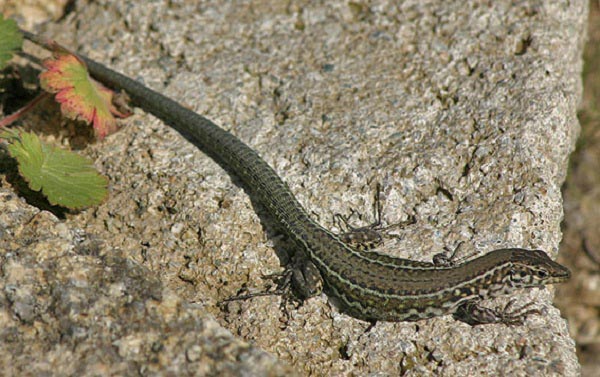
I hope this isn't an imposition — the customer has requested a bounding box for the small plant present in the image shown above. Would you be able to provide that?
[0,15,122,209]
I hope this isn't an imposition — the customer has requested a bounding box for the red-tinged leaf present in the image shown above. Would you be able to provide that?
[39,53,130,139]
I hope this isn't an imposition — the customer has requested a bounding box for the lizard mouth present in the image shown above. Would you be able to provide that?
[549,266,571,284]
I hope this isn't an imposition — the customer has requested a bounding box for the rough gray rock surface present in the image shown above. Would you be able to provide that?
[0,191,292,376]
[2,0,585,375]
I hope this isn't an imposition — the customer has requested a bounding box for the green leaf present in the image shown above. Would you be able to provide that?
[0,15,23,68]
[2,130,108,209]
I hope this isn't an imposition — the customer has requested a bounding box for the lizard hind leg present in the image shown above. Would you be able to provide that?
[218,258,324,323]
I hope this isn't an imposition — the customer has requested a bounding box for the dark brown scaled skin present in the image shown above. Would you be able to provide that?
[50,48,570,325]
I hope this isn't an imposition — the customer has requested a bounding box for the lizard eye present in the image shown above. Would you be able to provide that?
[536,269,549,279]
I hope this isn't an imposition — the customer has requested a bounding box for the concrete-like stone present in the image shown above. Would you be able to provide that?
[2,0,585,375]
[0,190,291,376]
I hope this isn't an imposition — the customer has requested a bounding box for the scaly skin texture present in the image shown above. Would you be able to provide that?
[75,53,569,324]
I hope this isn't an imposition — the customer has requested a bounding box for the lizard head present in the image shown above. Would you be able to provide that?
[504,249,571,288]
